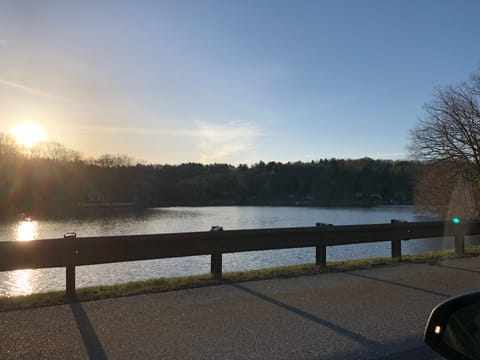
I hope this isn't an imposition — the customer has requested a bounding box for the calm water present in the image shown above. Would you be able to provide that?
[0,205,463,297]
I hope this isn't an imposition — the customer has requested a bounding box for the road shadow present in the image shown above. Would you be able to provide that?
[346,272,451,298]
[233,283,442,359]
[231,283,379,348]
[70,302,108,360]
[429,263,480,275]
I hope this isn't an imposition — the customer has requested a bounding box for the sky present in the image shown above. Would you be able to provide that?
[1,0,480,165]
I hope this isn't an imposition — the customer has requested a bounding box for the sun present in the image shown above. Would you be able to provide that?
[11,123,46,148]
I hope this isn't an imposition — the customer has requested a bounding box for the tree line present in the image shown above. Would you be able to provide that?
[0,133,419,219]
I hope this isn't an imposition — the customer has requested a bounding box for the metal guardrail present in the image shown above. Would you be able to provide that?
[1,220,479,299]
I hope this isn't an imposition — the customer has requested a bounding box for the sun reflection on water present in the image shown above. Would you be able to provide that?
[7,269,34,296]
[15,219,39,241]
[6,219,40,296]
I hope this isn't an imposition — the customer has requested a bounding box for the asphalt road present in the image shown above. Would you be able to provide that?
[1,257,480,359]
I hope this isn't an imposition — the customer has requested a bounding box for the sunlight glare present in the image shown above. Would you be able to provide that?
[7,269,34,296]
[11,123,46,148]
[16,219,39,241]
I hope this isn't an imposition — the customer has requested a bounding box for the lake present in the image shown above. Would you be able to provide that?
[0,205,465,297]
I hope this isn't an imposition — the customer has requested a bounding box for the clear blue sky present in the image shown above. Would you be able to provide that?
[1,0,479,164]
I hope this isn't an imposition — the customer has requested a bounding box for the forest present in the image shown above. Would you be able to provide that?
[0,132,420,218]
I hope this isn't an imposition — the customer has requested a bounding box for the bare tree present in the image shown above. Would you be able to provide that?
[410,70,480,216]
[0,132,20,158]
[414,161,479,218]
[94,154,134,168]
[31,141,83,162]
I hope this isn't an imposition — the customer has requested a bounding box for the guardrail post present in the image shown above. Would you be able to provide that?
[211,253,222,280]
[315,223,331,268]
[391,240,401,259]
[455,225,465,256]
[66,265,76,299]
[390,220,406,259]
[210,226,223,279]
[64,232,77,300]
[316,245,326,267]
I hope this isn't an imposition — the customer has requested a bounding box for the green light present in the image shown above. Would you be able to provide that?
[453,218,461,224]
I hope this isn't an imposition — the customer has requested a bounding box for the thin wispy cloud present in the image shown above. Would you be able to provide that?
[196,121,262,163]
[65,122,264,139]
[64,125,199,136]
[62,122,264,164]
[0,79,77,105]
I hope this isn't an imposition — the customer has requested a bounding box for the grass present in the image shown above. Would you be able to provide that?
[2,246,480,312]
